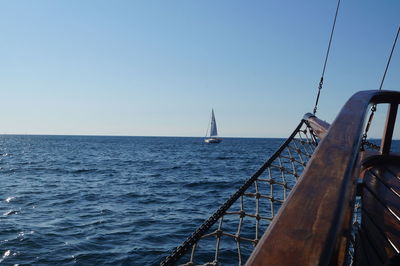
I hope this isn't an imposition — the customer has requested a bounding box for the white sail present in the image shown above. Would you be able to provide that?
[205,109,222,143]
[210,109,218,137]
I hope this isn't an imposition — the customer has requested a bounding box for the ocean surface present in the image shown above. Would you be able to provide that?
[0,135,286,265]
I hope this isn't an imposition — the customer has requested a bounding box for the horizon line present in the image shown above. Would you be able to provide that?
[0,133,288,139]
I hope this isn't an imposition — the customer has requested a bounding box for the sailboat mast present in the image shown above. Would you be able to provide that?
[205,116,210,137]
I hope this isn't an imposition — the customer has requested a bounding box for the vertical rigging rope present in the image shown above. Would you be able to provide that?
[362,26,400,147]
[378,26,400,91]
[312,0,341,115]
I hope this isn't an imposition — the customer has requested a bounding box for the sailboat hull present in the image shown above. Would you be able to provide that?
[205,138,222,143]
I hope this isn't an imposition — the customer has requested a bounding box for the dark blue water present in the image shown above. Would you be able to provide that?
[0,135,284,265]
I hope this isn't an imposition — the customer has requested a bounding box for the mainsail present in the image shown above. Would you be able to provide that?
[205,109,221,143]
[210,109,218,137]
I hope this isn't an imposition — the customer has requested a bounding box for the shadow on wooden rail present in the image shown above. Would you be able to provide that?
[247,90,400,266]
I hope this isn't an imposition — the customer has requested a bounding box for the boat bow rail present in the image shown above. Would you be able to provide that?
[247,90,400,265]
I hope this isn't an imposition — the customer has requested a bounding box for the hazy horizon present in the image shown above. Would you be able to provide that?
[0,133,289,139]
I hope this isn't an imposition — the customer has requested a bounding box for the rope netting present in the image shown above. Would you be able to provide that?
[161,119,318,265]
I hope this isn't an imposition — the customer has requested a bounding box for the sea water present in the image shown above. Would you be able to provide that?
[0,135,285,265]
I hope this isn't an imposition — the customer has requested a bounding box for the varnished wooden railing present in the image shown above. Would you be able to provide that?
[247,90,400,266]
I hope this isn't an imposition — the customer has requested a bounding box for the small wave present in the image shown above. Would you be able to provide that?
[184,181,217,188]
[123,192,143,198]
[5,196,15,203]
[18,230,35,239]
[0,250,11,263]
[72,169,97,174]
[157,165,182,171]
[216,156,234,160]
[3,210,18,216]
[100,209,114,215]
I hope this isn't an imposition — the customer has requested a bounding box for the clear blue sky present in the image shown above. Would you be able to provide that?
[0,0,399,137]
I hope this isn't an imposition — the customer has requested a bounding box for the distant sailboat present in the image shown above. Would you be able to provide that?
[205,109,222,143]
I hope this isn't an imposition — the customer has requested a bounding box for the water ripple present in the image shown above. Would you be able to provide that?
[0,135,329,264]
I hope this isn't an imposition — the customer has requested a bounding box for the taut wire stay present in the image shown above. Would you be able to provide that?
[312,0,341,115]
[379,26,400,91]
[362,25,400,147]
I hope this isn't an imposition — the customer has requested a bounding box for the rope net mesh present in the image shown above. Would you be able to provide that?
[161,119,318,265]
